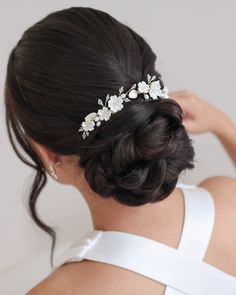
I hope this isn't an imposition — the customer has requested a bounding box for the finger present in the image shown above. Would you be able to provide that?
[171,96,192,111]
[171,94,195,111]
[182,118,197,134]
[170,90,196,102]
[170,90,191,98]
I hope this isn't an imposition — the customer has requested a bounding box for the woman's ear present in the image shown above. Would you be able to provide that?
[27,137,59,166]
[26,137,80,185]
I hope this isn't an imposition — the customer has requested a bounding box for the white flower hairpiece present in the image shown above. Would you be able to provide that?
[78,74,170,139]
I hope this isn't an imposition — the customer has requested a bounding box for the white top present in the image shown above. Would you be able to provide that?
[51,183,236,294]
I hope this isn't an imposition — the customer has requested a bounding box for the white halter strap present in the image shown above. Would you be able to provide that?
[164,184,216,294]
[78,231,236,294]
[53,185,236,294]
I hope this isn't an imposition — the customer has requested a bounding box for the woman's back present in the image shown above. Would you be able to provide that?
[30,181,236,294]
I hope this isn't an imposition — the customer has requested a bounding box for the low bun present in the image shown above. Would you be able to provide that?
[79,98,195,206]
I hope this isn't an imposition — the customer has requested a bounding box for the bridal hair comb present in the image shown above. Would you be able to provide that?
[78,74,170,139]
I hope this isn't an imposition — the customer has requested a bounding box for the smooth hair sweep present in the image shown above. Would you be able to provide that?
[4,7,195,266]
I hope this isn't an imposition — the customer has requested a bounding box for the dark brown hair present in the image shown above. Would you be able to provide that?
[4,7,194,267]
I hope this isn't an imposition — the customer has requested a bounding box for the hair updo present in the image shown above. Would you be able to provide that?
[4,6,194,266]
[80,98,194,206]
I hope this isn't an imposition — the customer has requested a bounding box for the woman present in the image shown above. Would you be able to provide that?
[4,6,236,294]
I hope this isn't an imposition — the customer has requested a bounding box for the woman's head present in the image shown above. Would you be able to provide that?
[4,7,194,265]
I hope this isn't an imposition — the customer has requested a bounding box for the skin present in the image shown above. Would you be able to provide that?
[26,91,236,294]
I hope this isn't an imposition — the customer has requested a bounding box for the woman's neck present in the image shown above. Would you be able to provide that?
[74,172,184,240]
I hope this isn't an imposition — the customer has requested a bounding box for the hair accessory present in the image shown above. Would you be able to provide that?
[78,74,170,139]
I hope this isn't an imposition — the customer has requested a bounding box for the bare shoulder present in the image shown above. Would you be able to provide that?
[199,175,236,196]
[199,175,236,216]
[199,175,236,276]
[26,258,164,295]
[26,264,74,295]
[26,260,112,295]
[199,175,236,230]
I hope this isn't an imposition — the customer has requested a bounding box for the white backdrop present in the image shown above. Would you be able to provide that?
[0,1,235,294]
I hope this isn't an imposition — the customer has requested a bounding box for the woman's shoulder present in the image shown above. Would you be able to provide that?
[26,259,154,295]
[199,175,236,225]
[199,175,236,196]
[26,262,92,295]
[26,264,73,295]
[198,175,236,277]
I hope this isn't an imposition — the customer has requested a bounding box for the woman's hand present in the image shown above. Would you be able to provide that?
[170,90,227,135]
[170,90,236,166]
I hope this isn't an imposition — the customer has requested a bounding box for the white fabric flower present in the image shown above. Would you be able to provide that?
[84,112,97,122]
[161,86,170,98]
[128,89,138,99]
[149,80,163,99]
[81,120,95,132]
[97,106,112,121]
[108,95,124,113]
[138,81,150,93]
